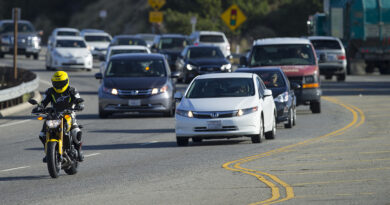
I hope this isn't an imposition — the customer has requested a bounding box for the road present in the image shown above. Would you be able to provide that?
[0,55,389,205]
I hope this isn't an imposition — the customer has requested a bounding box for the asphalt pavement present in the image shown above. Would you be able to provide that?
[0,55,389,205]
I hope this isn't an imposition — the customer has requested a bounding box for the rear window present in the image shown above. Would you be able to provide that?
[111,38,147,46]
[84,35,111,42]
[57,31,79,36]
[158,37,187,49]
[199,35,225,43]
[311,40,341,50]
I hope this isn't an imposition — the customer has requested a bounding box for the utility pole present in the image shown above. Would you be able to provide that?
[13,8,19,80]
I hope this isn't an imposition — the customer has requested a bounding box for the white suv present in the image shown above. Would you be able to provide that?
[189,31,231,57]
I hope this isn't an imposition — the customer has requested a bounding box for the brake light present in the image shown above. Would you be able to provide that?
[337,55,346,60]
[194,42,199,46]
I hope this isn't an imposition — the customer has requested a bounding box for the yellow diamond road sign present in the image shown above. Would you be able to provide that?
[221,4,246,31]
[149,11,163,23]
[148,0,166,10]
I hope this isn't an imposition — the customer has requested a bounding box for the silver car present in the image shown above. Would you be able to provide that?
[189,31,231,57]
[95,53,178,118]
[308,36,347,82]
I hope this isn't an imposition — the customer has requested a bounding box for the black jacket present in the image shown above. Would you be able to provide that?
[40,87,81,112]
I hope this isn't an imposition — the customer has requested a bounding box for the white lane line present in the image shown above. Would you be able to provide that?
[141,141,158,146]
[85,153,101,157]
[1,166,30,172]
[0,119,32,128]
[40,80,52,86]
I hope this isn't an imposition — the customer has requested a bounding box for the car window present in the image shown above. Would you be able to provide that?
[0,22,35,33]
[256,77,264,98]
[187,47,224,59]
[55,40,86,48]
[109,49,147,58]
[311,40,341,50]
[186,78,255,98]
[84,35,111,42]
[111,38,147,46]
[250,44,316,66]
[57,31,79,36]
[158,37,187,49]
[199,35,225,43]
[256,71,286,88]
[105,59,166,77]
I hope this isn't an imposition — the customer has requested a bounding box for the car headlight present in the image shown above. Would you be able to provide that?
[1,36,11,44]
[303,74,319,88]
[236,106,258,116]
[186,64,197,71]
[221,63,232,71]
[274,91,289,103]
[103,87,118,95]
[151,85,168,95]
[46,120,61,128]
[176,109,194,118]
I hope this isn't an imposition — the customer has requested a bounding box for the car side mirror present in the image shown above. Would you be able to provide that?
[174,92,183,101]
[291,82,301,90]
[171,72,180,78]
[28,99,38,105]
[95,73,103,79]
[227,55,233,60]
[239,56,247,66]
[263,89,272,97]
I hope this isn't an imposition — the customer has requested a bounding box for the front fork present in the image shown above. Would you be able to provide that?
[44,118,64,156]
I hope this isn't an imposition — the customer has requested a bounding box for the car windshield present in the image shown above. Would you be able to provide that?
[311,40,342,50]
[105,59,166,77]
[109,49,147,58]
[199,35,224,43]
[187,47,224,59]
[84,35,111,42]
[250,44,316,66]
[186,78,255,98]
[111,38,147,46]
[0,22,35,33]
[158,37,187,49]
[255,71,286,88]
[55,40,86,48]
[57,31,79,36]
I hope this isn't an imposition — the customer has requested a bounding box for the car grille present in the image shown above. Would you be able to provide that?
[288,76,303,87]
[193,110,237,119]
[194,126,238,132]
[118,89,152,99]
[199,66,221,72]
[62,63,84,66]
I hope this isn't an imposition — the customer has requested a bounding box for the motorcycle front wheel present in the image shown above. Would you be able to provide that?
[47,141,61,178]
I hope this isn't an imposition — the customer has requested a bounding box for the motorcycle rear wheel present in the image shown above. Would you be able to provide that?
[47,141,61,178]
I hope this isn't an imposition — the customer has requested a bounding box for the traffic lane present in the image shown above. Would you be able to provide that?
[239,95,390,204]
[0,96,351,205]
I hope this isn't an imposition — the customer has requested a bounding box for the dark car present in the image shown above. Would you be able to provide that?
[95,54,179,118]
[175,45,232,83]
[0,20,41,59]
[151,34,189,72]
[110,35,147,47]
[236,67,299,128]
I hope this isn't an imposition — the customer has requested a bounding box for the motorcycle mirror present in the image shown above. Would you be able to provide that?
[28,99,38,105]
[75,98,84,104]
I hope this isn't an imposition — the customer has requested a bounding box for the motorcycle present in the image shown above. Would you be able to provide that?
[29,98,83,178]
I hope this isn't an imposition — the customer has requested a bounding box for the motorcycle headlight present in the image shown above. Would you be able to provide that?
[236,106,258,116]
[46,120,61,128]
[176,109,193,118]
[274,91,289,103]
[186,64,197,71]
[221,63,232,71]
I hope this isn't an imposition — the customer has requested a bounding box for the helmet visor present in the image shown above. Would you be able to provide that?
[52,79,68,89]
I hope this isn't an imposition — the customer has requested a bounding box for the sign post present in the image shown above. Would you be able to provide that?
[220,4,246,31]
[190,16,197,33]
[13,8,20,80]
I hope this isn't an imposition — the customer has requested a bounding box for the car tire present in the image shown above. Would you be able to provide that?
[337,73,346,82]
[325,75,332,80]
[33,53,39,60]
[192,137,202,143]
[292,107,297,126]
[251,116,264,143]
[176,137,189,146]
[98,108,110,118]
[265,115,276,139]
[46,66,52,70]
[86,68,92,72]
[310,100,321,114]
[183,70,191,84]
[0,53,4,58]
[284,108,293,128]
[25,54,31,58]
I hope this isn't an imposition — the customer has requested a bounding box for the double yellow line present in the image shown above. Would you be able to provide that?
[222,96,365,205]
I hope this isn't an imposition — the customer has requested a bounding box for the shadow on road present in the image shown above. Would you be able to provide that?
[0,175,48,181]
[89,128,175,134]
[322,81,390,96]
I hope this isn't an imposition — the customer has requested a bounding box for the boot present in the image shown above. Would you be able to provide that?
[39,133,47,163]
[75,143,84,162]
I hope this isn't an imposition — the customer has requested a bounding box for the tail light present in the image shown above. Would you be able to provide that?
[337,55,346,60]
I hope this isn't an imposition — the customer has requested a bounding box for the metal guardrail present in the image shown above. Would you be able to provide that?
[0,75,39,102]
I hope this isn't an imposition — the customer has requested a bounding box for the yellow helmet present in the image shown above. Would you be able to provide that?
[51,71,69,93]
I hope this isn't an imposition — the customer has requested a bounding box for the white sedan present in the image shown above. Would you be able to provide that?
[45,36,93,71]
[175,72,276,146]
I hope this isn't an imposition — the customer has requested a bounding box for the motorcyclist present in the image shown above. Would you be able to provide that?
[33,71,84,163]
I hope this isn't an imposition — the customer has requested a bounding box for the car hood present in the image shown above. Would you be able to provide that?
[179,97,257,111]
[255,65,318,77]
[103,77,167,90]
[187,58,229,66]
[55,48,90,57]
[87,42,110,49]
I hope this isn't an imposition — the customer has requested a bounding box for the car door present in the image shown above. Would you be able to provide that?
[257,77,274,131]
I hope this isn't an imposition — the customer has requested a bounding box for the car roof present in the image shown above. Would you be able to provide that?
[307,36,341,41]
[55,36,85,41]
[195,72,254,80]
[236,67,284,72]
[159,34,187,38]
[113,35,141,38]
[109,45,149,50]
[83,32,111,36]
[110,53,164,60]
[196,31,226,36]
[54,28,79,32]
[254,37,311,46]
[187,45,220,49]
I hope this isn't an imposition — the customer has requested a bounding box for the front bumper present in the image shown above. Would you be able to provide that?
[275,102,289,123]
[294,88,321,106]
[175,111,260,137]
[319,62,346,75]
[51,55,93,70]
[1,44,41,54]
[99,90,173,113]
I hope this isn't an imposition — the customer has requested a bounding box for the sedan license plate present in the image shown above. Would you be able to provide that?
[327,55,336,61]
[128,100,141,106]
[207,120,222,130]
